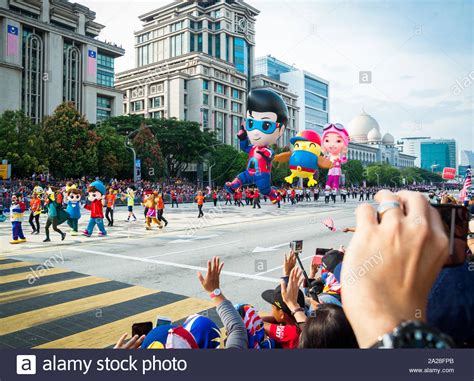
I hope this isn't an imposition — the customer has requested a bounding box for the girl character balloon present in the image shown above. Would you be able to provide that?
[322,123,350,191]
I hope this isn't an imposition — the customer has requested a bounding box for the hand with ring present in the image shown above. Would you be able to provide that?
[341,190,449,348]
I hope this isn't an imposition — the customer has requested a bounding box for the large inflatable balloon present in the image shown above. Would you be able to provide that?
[274,130,332,186]
[321,123,349,190]
[224,88,288,203]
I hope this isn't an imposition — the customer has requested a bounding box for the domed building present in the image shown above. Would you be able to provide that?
[345,111,416,168]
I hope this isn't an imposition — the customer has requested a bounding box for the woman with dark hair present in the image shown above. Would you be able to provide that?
[298,304,358,348]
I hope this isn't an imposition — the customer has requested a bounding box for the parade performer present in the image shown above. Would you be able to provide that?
[82,180,107,237]
[43,186,68,242]
[122,186,137,222]
[321,123,350,191]
[196,191,205,218]
[156,191,168,227]
[224,89,288,204]
[28,192,42,234]
[66,188,82,236]
[10,193,26,244]
[105,188,117,226]
[144,192,162,230]
[274,130,332,186]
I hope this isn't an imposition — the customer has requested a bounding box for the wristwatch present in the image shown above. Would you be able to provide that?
[210,288,222,299]
[370,320,455,349]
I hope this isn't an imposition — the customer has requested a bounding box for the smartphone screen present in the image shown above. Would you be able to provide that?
[156,316,172,327]
[132,322,153,337]
[432,204,469,266]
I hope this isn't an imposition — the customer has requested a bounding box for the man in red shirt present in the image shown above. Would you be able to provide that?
[252,188,261,209]
[261,284,306,349]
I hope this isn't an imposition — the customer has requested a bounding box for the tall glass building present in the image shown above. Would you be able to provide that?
[254,55,329,134]
[420,139,457,172]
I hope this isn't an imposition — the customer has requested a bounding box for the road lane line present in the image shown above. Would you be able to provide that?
[144,240,240,259]
[67,247,280,283]
[256,255,314,276]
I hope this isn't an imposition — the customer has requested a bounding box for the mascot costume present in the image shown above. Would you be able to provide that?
[321,123,349,190]
[274,130,332,186]
[82,180,107,237]
[224,88,288,203]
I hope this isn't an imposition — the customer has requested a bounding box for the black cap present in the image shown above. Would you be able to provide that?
[261,284,305,316]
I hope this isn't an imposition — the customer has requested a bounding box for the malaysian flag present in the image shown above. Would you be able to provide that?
[87,50,97,76]
[459,166,472,201]
[7,25,19,57]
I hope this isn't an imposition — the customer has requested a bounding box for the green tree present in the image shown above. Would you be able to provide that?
[132,125,164,181]
[365,163,402,186]
[95,125,131,179]
[0,110,48,177]
[208,144,247,186]
[42,102,99,178]
[148,118,216,178]
[344,160,365,186]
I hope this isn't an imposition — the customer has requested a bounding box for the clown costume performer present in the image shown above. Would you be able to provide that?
[321,123,350,191]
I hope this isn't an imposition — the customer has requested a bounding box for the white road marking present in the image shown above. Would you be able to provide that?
[168,234,219,244]
[145,240,239,259]
[67,247,280,283]
[256,254,314,276]
[252,242,289,253]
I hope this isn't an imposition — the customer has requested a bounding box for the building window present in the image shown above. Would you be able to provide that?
[231,101,241,113]
[215,97,226,110]
[170,21,184,32]
[215,83,225,95]
[208,34,213,55]
[151,111,164,119]
[63,41,81,112]
[203,93,209,105]
[170,33,183,57]
[305,92,327,110]
[138,44,150,66]
[190,33,195,52]
[131,100,144,111]
[233,37,248,76]
[184,94,188,105]
[304,76,328,97]
[203,79,209,90]
[202,108,209,129]
[231,88,240,99]
[215,34,221,58]
[215,111,224,142]
[97,96,112,122]
[97,71,114,87]
[184,109,187,121]
[198,33,203,51]
[97,54,114,69]
[150,96,162,108]
[21,28,44,124]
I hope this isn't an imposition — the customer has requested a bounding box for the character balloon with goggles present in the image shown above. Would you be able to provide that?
[224,89,287,204]
[321,123,350,191]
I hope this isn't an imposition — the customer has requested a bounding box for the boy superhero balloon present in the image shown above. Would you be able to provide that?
[321,123,350,190]
[224,89,288,203]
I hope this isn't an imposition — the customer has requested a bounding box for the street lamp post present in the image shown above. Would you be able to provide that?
[208,161,215,188]
[123,124,152,184]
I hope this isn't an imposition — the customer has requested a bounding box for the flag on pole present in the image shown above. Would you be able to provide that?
[459,166,471,201]
[87,50,97,76]
[7,25,19,57]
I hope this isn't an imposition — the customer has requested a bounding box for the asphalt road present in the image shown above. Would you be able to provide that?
[3,197,368,312]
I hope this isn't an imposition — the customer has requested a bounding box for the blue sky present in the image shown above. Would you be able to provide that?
[82,0,473,152]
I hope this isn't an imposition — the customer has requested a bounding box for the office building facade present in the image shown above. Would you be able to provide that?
[254,55,329,134]
[116,0,259,146]
[421,139,457,173]
[0,0,125,124]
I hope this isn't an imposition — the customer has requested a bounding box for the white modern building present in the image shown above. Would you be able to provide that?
[116,0,259,147]
[399,136,431,167]
[251,74,299,147]
[346,111,416,168]
[0,0,125,124]
[254,55,329,135]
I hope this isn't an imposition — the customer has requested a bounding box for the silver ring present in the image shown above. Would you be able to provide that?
[377,201,401,218]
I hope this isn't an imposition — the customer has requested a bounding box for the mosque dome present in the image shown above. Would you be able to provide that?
[382,132,395,145]
[367,127,382,143]
[347,111,380,144]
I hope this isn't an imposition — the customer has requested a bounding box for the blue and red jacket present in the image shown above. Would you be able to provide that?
[240,139,273,175]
